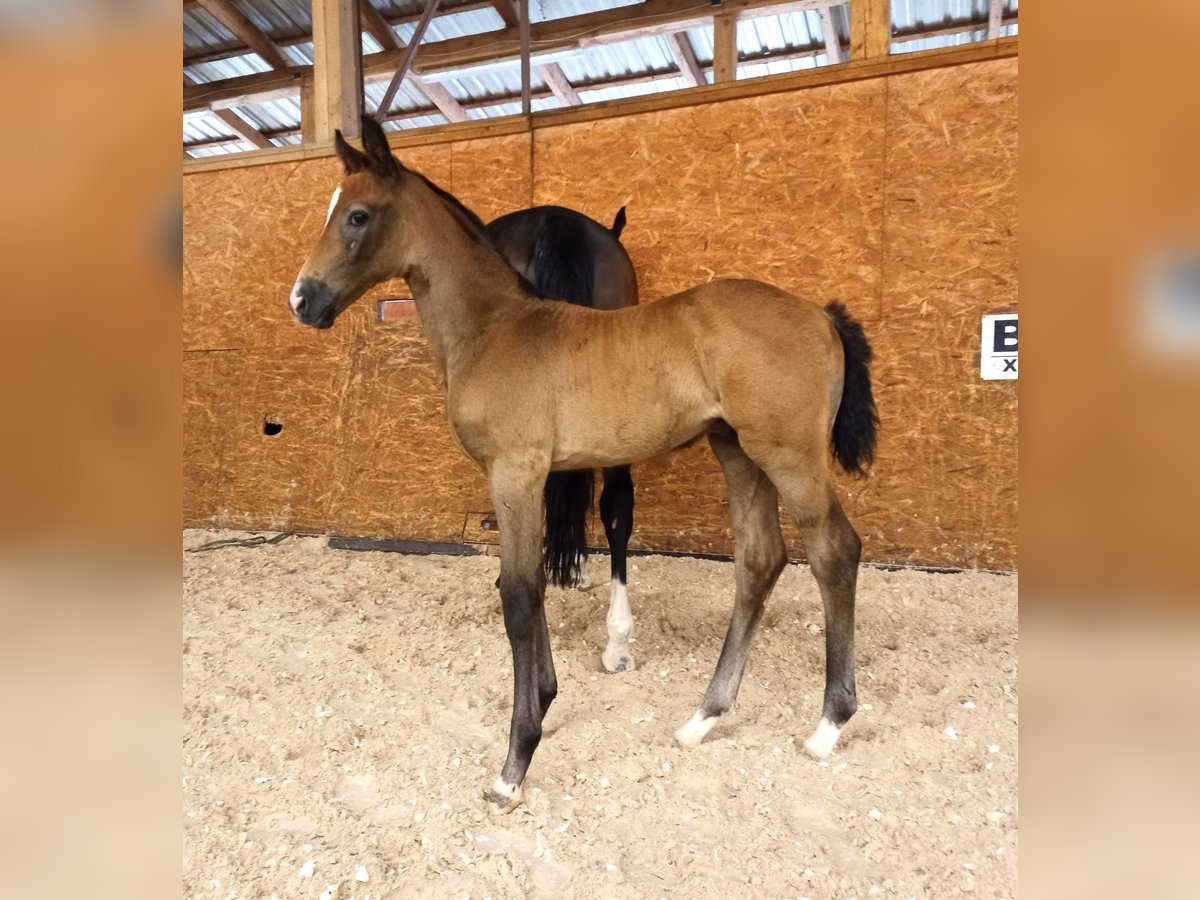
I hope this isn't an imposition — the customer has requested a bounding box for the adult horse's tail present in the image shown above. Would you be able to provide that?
[825,302,879,477]
[531,212,599,587]
[544,470,595,588]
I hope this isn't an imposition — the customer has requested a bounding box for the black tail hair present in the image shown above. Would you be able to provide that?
[610,206,627,238]
[531,217,595,306]
[825,302,879,477]
[544,470,595,588]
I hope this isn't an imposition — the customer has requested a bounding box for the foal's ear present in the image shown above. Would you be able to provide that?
[334,130,371,175]
[359,115,403,178]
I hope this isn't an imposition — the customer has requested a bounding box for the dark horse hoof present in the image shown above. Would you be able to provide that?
[483,779,523,814]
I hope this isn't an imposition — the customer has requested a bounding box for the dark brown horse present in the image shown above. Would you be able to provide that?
[289,117,879,813]
[486,206,641,674]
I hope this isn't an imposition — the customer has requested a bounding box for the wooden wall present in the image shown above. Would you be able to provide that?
[183,57,1017,570]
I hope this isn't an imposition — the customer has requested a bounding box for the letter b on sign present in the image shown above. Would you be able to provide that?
[981,314,1018,380]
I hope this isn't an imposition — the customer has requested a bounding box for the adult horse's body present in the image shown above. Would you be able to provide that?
[485,206,641,673]
[289,118,879,814]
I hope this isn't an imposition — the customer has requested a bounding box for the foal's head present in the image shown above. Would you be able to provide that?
[289,116,423,329]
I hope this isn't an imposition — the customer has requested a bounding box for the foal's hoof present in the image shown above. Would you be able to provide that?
[572,572,595,591]
[602,648,635,673]
[802,718,842,760]
[483,778,523,815]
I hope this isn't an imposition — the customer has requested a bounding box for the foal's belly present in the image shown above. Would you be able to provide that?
[550,399,721,470]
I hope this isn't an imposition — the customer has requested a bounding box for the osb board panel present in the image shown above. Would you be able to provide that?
[183,350,245,526]
[448,132,533,223]
[326,321,491,542]
[217,320,367,533]
[855,58,1018,569]
[532,78,888,320]
[183,147,450,352]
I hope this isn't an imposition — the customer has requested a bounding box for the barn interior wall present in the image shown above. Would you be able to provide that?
[183,57,1017,570]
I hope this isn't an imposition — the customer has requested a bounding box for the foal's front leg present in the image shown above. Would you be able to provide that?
[483,458,553,814]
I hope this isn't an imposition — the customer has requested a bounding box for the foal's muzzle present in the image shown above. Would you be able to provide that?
[289,277,337,329]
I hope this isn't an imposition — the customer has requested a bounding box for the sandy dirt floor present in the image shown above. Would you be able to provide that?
[183,530,1017,899]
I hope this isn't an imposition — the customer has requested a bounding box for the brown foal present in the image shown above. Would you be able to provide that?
[289,117,879,814]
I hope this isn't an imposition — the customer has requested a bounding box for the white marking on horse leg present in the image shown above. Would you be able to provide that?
[324,186,342,226]
[601,578,635,673]
[675,709,717,748]
[487,777,523,813]
[803,717,842,759]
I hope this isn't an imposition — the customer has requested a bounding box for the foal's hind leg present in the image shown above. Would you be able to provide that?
[483,458,553,814]
[600,465,635,672]
[773,473,861,759]
[676,433,786,747]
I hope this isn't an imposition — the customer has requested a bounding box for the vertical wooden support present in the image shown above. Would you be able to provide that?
[300,75,317,144]
[311,0,363,142]
[519,0,531,116]
[713,13,737,83]
[850,0,891,62]
[986,0,1003,40]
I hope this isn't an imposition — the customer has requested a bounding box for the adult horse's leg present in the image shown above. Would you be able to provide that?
[599,465,635,672]
[676,432,787,746]
[772,469,861,759]
[484,458,553,814]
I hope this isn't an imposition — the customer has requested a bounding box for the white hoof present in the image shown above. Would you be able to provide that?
[602,645,635,673]
[675,710,716,748]
[803,718,842,759]
[485,778,523,814]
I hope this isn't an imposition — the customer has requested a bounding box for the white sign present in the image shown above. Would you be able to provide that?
[981,314,1018,380]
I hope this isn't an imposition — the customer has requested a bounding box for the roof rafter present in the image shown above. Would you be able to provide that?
[537,62,581,106]
[211,107,275,149]
[664,31,703,87]
[193,0,290,70]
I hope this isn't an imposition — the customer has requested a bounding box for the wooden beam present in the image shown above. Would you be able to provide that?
[194,0,290,70]
[185,36,1018,168]
[359,0,401,51]
[987,0,1003,40]
[211,107,274,149]
[664,31,703,87]
[713,13,738,84]
[185,0,495,67]
[311,0,363,141]
[487,0,518,28]
[376,0,439,119]
[536,62,580,106]
[850,0,890,61]
[413,77,469,122]
[299,74,316,144]
[518,0,531,116]
[818,4,841,64]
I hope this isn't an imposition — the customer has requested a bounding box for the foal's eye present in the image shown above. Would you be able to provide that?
[348,210,369,227]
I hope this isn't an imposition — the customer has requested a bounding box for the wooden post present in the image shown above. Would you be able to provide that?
[300,75,317,144]
[311,0,363,142]
[713,12,737,83]
[850,0,890,61]
[519,0,531,116]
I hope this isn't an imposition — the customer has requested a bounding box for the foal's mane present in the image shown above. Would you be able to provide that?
[409,170,489,245]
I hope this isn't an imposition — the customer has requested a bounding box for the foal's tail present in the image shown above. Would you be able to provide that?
[825,302,879,477]
[543,470,595,588]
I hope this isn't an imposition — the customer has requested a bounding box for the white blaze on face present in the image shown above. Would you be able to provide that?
[324,187,342,227]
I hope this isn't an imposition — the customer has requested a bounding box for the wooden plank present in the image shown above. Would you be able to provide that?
[713,13,738,84]
[359,0,401,51]
[537,62,580,107]
[414,77,469,122]
[818,4,842,64]
[850,0,890,61]
[212,107,274,149]
[664,31,703,87]
[194,0,290,70]
[311,0,364,140]
[328,536,483,556]
[375,0,440,119]
[184,37,1017,172]
[987,0,1003,40]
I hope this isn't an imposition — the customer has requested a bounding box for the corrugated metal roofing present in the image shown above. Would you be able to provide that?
[184,0,1017,156]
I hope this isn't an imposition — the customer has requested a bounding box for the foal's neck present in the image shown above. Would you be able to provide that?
[393,177,529,377]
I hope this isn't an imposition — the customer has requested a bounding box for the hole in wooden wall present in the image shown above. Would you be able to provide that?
[263,420,283,436]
